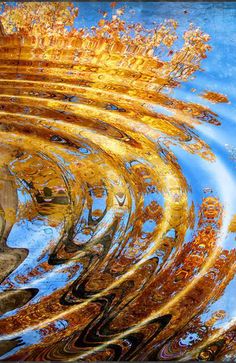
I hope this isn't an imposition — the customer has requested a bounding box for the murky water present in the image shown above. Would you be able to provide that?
[0,2,236,361]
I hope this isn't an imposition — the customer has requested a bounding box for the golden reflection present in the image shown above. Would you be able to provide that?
[0,2,234,362]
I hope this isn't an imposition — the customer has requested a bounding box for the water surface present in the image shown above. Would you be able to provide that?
[0,2,236,361]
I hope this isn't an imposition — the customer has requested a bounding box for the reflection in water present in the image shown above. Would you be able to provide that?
[0,2,235,361]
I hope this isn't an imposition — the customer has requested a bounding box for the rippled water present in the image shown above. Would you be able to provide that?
[0,2,236,361]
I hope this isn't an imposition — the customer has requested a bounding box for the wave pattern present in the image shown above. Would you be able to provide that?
[0,2,235,361]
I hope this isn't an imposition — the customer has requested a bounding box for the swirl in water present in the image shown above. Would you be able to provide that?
[0,2,235,361]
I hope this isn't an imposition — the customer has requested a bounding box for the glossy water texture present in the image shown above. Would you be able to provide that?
[0,2,236,361]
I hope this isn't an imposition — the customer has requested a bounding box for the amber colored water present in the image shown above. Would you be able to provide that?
[0,2,235,361]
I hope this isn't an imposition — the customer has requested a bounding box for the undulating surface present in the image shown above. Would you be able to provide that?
[0,2,236,361]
